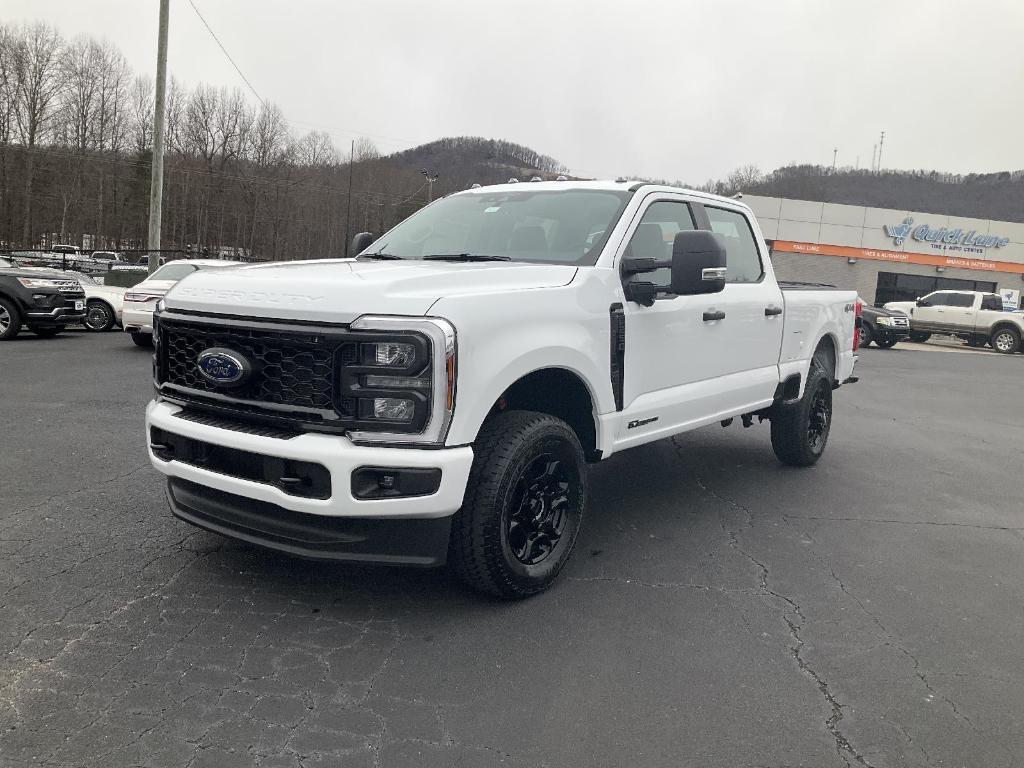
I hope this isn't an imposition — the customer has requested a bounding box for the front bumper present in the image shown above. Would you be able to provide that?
[122,305,154,334]
[146,400,474,560]
[24,293,86,327]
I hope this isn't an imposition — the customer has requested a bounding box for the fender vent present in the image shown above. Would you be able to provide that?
[609,304,625,411]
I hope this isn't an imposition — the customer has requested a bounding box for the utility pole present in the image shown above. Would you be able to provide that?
[421,168,439,203]
[871,144,877,172]
[877,130,886,171]
[344,139,354,256]
[831,147,838,172]
[147,0,169,274]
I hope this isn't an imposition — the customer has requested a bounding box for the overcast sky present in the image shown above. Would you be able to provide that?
[8,0,1024,182]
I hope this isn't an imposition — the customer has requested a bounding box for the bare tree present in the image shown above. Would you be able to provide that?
[296,130,338,166]
[129,74,153,152]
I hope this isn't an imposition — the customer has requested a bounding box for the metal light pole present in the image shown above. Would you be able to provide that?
[877,130,886,171]
[147,0,169,274]
[831,147,838,172]
[344,139,354,256]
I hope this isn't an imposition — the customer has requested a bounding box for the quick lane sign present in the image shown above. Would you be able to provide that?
[885,217,1009,251]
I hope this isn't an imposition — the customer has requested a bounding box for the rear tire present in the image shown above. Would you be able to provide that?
[991,327,1020,354]
[909,331,931,343]
[130,331,152,348]
[449,410,587,599]
[770,360,833,467]
[0,297,21,340]
[858,323,873,348]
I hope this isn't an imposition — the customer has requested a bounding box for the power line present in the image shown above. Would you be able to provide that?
[187,0,266,108]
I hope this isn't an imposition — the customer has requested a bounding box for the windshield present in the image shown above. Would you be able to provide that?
[364,189,632,266]
[150,263,199,281]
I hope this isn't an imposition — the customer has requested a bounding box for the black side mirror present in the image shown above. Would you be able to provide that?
[670,230,727,295]
[915,298,929,307]
[351,232,375,255]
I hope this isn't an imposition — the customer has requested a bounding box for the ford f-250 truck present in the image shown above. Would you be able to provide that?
[145,180,858,598]
[884,290,1024,353]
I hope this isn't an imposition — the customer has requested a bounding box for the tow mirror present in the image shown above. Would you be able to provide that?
[670,230,727,295]
[351,232,375,256]
[915,298,929,307]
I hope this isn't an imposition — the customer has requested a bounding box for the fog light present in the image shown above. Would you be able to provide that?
[373,397,415,422]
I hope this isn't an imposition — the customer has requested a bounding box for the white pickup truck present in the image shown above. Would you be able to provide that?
[884,290,1024,353]
[145,180,858,597]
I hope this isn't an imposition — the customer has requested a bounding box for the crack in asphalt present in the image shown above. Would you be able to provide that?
[784,514,1024,532]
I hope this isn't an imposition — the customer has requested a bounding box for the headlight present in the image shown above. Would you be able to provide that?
[17,277,62,289]
[155,299,166,313]
[344,316,456,445]
[124,292,164,303]
[876,316,893,326]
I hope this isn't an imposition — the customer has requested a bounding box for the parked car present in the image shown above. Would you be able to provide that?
[0,257,86,340]
[857,297,910,348]
[145,180,858,598]
[123,259,242,346]
[884,290,1024,353]
[90,250,123,264]
[8,260,126,331]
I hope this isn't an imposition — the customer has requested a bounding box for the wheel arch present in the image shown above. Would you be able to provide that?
[459,365,603,461]
[811,332,839,384]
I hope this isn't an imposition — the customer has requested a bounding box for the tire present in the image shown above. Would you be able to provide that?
[770,360,833,467]
[83,300,115,332]
[874,336,898,349]
[30,327,61,337]
[991,327,1021,354]
[0,297,22,340]
[130,331,153,348]
[909,332,931,343]
[857,323,873,348]
[449,410,588,599]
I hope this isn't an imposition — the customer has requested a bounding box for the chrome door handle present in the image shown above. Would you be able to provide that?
[703,310,726,322]
[764,306,783,317]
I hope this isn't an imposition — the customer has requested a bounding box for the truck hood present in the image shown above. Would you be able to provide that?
[883,301,915,315]
[163,259,579,323]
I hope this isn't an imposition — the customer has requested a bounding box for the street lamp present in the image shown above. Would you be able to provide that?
[421,169,440,203]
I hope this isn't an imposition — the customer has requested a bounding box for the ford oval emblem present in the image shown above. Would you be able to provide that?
[196,347,252,387]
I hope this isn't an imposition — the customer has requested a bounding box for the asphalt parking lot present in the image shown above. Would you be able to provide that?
[1,332,1022,768]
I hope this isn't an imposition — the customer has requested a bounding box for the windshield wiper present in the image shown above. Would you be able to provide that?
[422,253,512,262]
[358,253,405,260]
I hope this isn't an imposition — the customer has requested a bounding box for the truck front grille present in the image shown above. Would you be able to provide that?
[57,280,81,293]
[158,317,358,420]
[889,316,910,328]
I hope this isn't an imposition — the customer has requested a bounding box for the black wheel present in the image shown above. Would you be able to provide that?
[857,323,873,348]
[83,300,115,332]
[0,297,21,340]
[991,327,1020,354]
[966,337,988,348]
[449,410,587,599]
[909,332,931,343]
[130,331,152,348]
[30,327,61,337]
[874,336,898,349]
[770,360,833,467]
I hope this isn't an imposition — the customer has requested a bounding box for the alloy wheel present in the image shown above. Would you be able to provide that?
[807,383,831,451]
[994,332,1014,352]
[505,455,573,566]
[0,305,10,334]
[84,303,111,330]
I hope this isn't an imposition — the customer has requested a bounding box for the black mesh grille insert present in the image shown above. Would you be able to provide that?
[159,319,358,416]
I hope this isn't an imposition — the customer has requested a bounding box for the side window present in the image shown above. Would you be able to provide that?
[623,201,696,289]
[921,292,947,306]
[704,206,764,283]
[980,294,1002,311]
[946,293,974,308]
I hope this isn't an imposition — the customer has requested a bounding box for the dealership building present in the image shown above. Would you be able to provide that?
[744,195,1024,309]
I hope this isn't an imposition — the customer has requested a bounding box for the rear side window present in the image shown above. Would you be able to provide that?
[945,293,974,307]
[704,206,763,283]
[980,294,1003,311]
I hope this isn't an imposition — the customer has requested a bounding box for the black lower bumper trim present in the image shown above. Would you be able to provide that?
[166,478,451,566]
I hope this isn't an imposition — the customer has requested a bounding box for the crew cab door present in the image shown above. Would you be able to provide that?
[613,195,784,449]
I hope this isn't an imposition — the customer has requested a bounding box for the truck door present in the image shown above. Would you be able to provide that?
[911,292,948,331]
[937,291,977,331]
[614,196,783,449]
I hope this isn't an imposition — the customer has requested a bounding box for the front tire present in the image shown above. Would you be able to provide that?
[130,331,152,348]
[83,300,115,332]
[874,336,898,349]
[770,360,833,467]
[449,410,587,599]
[991,327,1021,354]
[0,297,22,340]
[30,327,61,337]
